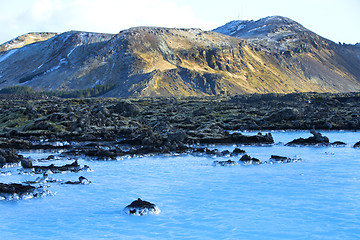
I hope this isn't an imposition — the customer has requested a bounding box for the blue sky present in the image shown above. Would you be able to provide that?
[0,0,359,44]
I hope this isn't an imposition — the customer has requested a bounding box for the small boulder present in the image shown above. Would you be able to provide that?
[124,198,160,216]
[231,148,246,155]
[219,150,231,156]
[239,154,261,165]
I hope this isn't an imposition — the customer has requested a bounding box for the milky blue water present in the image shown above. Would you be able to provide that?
[1,131,360,240]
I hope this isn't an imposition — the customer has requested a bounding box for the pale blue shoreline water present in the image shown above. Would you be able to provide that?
[1,131,360,239]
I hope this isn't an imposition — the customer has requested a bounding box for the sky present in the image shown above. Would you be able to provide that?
[0,0,359,45]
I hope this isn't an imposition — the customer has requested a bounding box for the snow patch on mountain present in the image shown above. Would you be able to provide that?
[67,45,79,58]
[0,49,17,63]
[44,58,67,75]
[213,16,306,40]
[213,20,248,36]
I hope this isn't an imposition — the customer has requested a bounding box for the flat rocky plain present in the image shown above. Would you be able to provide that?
[0,92,359,158]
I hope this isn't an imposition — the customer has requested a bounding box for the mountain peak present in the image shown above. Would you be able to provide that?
[213,15,307,39]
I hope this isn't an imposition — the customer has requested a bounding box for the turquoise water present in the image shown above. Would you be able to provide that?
[1,131,360,239]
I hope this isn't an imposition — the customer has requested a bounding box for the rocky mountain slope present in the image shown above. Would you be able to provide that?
[0,16,359,97]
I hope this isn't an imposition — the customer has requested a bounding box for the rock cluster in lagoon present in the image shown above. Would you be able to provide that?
[124,198,160,216]
[1,154,92,200]
[0,183,51,200]
[239,154,261,165]
[31,160,91,174]
[213,153,302,167]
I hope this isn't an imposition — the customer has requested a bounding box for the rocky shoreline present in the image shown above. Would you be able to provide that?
[1,92,360,200]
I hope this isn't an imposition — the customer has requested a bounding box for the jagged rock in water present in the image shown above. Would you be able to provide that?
[231,132,274,145]
[205,148,219,155]
[0,149,24,168]
[270,155,290,161]
[269,155,302,163]
[63,176,91,185]
[33,160,91,174]
[213,159,238,166]
[231,148,246,155]
[239,154,261,165]
[0,183,51,200]
[269,155,292,163]
[354,141,360,148]
[124,198,160,216]
[219,150,231,157]
[286,130,329,146]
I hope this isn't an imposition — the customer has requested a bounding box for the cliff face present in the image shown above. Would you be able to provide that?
[0,16,360,97]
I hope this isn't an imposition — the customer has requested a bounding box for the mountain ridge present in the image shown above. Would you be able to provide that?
[0,32,59,53]
[0,16,360,97]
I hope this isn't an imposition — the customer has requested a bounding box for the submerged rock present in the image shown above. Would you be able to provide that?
[213,159,238,166]
[286,130,329,146]
[124,198,160,216]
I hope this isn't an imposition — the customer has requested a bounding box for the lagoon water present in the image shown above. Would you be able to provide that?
[1,131,360,239]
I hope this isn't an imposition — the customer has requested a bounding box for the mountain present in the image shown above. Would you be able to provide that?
[0,16,360,97]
